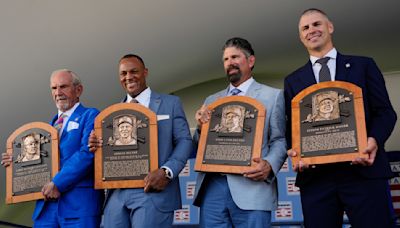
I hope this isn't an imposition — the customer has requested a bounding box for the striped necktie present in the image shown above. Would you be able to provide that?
[54,113,67,134]
[130,98,139,103]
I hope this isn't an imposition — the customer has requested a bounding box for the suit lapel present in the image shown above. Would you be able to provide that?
[335,53,351,82]
[60,104,84,140]
[245,81,262,99]
[300,61,317,88]
[149,91,162,114]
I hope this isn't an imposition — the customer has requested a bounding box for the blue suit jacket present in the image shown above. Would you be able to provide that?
[32,104,104,220]
[284,53,397,186]
[193,80,287,211]
[114,91,192,212]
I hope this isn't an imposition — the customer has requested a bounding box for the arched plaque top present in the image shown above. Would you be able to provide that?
[208,96,266,117]
[95,103,157,129]
[292,81,363,105]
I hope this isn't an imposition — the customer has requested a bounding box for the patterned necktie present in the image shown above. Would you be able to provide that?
[230,88,241,96]
[54,113,67,134]
[316,57,331,82]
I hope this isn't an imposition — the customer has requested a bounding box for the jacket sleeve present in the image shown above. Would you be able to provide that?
[264,90,288,182]
[364,58,397,147]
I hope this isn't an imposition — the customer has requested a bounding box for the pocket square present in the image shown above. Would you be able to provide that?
[157,115,170,121]
[67,121,80,131]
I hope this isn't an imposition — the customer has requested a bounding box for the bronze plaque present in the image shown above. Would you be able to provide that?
[94,103,158,189]
[195,96,266,174]
[291,81,368,168]
[6,122,59,204]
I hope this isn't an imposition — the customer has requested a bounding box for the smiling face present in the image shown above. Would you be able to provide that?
[119,57,148,97]
[319,99,334,114]
[299,11,334,57]
[50,71,82,112]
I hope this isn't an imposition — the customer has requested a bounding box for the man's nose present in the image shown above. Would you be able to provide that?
[55,87,63,95]
[126,72,135,80]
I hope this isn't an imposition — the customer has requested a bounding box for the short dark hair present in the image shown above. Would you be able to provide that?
[119,54,146,68]
[223,37,255,57]
[301,8,328,18]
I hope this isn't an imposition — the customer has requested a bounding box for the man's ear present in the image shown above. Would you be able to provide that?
[248,55,256,69]
[76,84,83,97]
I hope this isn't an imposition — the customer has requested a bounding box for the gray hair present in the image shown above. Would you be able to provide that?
[50,69,82,86]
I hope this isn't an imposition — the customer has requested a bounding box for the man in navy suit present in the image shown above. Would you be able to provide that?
[2,69,104,227]
[193,37,287,228]
[285,8,397,227]
[88,54,193,228]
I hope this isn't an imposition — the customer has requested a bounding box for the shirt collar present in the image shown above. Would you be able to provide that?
[58,102,80,118]
[126,87,151,108]
[228,77,254,95]
[310,48,337,65]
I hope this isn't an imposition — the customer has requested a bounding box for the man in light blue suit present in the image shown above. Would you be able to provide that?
[2,69,104,227]
[89,54,193,228]
[193,37,287,228]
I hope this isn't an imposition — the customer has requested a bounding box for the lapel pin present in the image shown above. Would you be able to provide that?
[345,63,351,68]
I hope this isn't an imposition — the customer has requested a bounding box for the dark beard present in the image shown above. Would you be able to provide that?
[227,73,242,84]
[226,65,242,84]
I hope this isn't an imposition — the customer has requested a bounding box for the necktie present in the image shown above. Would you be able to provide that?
[130,98,139,103]
[316,57,331,82]
[54,113,67,134]
[230,88,241,96]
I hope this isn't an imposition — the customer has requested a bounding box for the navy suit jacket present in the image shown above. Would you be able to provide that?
[113,91,192,212]
[32,104,104,220]
[284,53,397,186]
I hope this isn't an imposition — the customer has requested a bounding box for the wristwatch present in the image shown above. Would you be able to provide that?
[162,168,173,180]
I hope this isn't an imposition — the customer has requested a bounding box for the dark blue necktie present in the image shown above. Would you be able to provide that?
[316,57,331,82]
[230,88,241,96]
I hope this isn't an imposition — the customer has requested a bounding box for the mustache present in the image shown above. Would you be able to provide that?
[227,65,240,73]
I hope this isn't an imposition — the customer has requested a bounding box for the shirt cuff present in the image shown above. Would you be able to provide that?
[160,166,174,179]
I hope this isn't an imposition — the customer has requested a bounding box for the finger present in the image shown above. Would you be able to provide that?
[287,149,297,157]
[245,172,266,181]
[144,183,151,193]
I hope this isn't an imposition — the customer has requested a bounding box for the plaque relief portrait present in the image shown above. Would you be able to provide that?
[14,132,50,164]
[108,115,138,146]
[302,91,351,125]
[212,105,245,133]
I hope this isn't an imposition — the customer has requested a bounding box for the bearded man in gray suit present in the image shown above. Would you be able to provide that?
[193,37,287,228]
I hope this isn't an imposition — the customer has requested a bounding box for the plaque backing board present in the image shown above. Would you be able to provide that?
[6,122,59,204]
[291,81,367,168]
[195,96,266,174]
[94,103,158,189]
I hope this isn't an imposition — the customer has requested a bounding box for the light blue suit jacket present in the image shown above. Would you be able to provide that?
[193,80,287,211]
[112,91,193,212]
[32,104,104,220]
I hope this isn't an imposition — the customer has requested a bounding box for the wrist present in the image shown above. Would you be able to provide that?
[161,168,172,180]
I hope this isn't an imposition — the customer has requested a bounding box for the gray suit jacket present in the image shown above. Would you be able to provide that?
[193,80,287,211]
